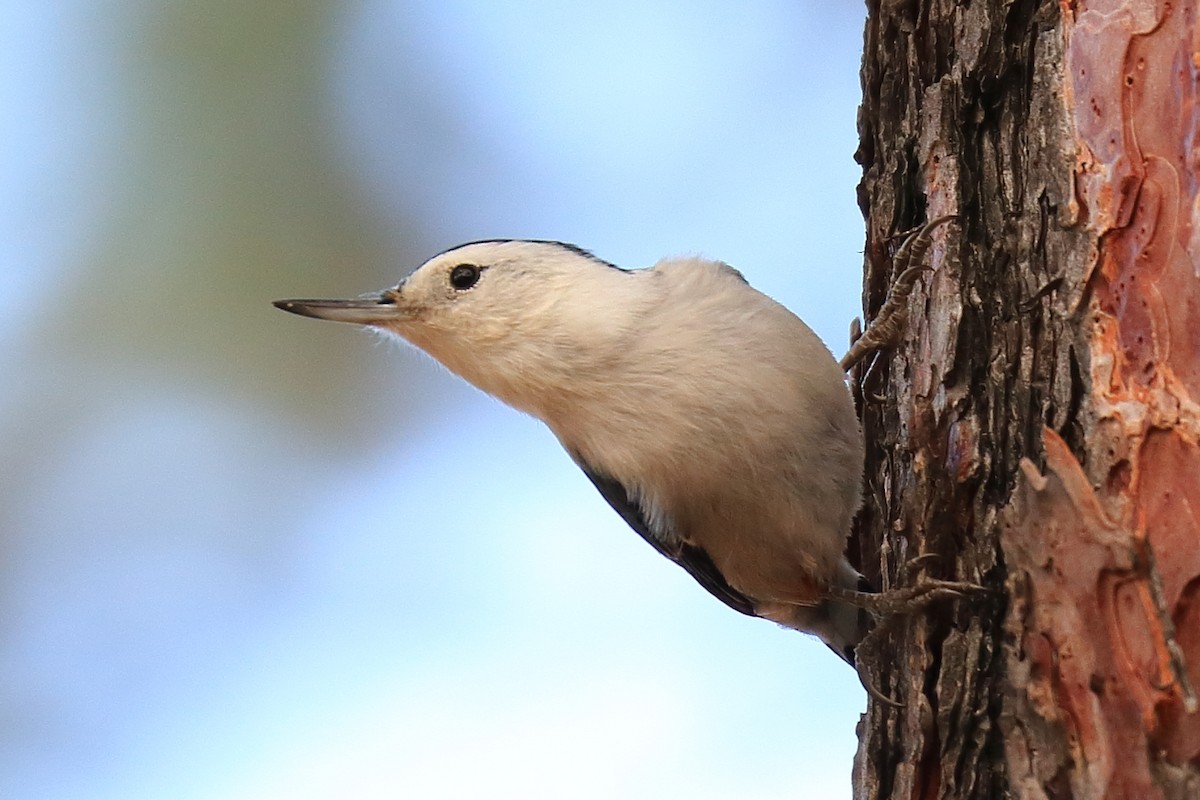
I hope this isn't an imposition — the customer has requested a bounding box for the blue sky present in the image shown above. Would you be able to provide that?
[1,2,869,797]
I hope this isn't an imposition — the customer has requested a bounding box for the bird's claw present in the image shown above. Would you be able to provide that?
[840,215,957,372]
[827,577,987,616]
[897,551,942,584]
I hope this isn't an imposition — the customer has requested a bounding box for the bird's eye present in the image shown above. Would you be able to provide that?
[449,264,481,290]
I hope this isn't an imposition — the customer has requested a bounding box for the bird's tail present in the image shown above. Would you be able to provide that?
[793,559,870,666]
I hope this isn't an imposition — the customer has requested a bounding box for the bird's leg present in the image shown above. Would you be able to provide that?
[839,215,957,372]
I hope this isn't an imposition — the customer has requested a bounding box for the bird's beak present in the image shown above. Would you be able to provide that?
[272,292,409,326]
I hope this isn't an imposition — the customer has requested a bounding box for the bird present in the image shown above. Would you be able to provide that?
[274,221,964,666]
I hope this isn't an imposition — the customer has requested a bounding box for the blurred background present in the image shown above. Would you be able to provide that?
[2,2,869,798]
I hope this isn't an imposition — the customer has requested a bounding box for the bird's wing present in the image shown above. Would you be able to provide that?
[569,453,758,617]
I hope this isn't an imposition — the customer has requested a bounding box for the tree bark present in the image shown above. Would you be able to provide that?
[851,2,1200,798]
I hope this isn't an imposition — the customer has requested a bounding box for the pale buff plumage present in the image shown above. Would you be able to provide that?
[276,240,867,661]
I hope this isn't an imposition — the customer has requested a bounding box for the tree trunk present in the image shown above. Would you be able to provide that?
[851,2,1200,798]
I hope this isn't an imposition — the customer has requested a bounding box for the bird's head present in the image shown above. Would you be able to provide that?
[275,240,649,414]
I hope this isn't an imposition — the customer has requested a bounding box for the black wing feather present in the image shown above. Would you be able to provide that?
[570,453,757,617]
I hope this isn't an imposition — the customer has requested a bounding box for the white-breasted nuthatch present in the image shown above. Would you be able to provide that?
[275,223,962,665]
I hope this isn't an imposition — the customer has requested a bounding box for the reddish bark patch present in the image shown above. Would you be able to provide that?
[1002,428,1183,799]
[1064,0,1200,780]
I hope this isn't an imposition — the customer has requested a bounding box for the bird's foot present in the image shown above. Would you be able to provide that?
[844,574,988,706]
[826,577,986,616]
[839,215,957,372]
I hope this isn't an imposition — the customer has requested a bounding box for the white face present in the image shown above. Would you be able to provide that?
[376,240,641,412]
[378,240,597,345]
[275,239,645,416]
